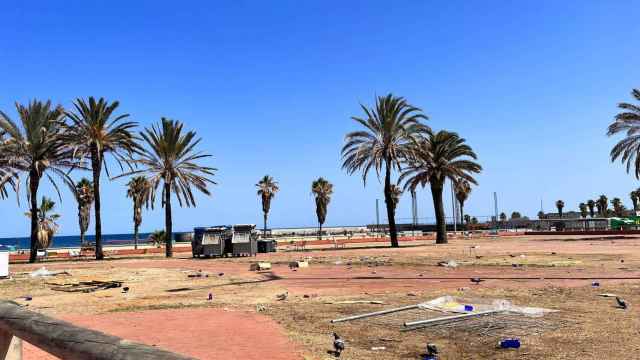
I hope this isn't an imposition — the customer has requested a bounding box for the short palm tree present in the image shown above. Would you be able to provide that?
[607,89,640,178]
[537,210,545,219]
[579,202,587,218]
[0,100,77,262]
[556,200,564,218]
[24,196,60,250]
[587,200,596,218]
[511,211,521,219]
[126,176,151,250]
[499,212,507,228]
[463,214,471,227]
[256,175,279,237]
[67,178,94,245]
[311,177,333,240]
[118,118,216,257]
[400,130,481,244]
[342,94,429,247]
[631,190,639,212]
[597,195,608,217]
[65,97,140,260]
[455,180,471,231]
[611,197,624,217]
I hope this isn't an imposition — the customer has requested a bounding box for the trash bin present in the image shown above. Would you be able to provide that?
[257,239,277,253]
[0,250,9,278]
[192,226,231,258]
[231,224,258,256]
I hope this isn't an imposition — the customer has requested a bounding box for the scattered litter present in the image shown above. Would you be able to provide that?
[437,260,458,268]
[499,338,521,349]
[218,272,224,277]
[256,304,267,312]
[250,262,271,271]
[370,346,385,351]
[332,333,345,358]
[325,300,384,305]
[470,277,484,285]
[122,287,130,293]
[425,343,439,358]
[208,292,213,301]
[30,267,70,278]
[616,297,628,309]
[276,292,288,301]
[598,293,617,297]
[24,296,32,301]
[48,280,122,293]
[407,292,418,297]
[591,282,600,287]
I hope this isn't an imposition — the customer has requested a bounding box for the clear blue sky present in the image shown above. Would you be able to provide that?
[1,1,640,237]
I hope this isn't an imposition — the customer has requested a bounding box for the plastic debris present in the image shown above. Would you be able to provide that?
[499,338,521,349]
[208,293,213,301]
[437,260,458,268]
[30,267,69,278]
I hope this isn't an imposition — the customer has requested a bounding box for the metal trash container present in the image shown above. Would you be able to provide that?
[192,226,231,258]
[231,224,258,256]
[257,239,277,253]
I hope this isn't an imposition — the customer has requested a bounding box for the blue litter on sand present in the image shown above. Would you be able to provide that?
[499,339,521,349]
[592,282,600,287]
[464,305,474,311]
[422,356,437,360]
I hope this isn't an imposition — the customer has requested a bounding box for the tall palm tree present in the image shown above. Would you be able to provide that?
[631,190,639,212]
[342,94,429,247]
[587,200,596,218]
[455,180,471,231]
[611,197,624,217]
[597,195,608,217]
[126,176,151,250]
[24,196,61,250]
[400,130,481,244]
[0,131,19,200]
[311,177,333,240]
[117,118,216,257]
[64,97,140,260]
[607,89,640,178]
[555,200,564,218]
[67,178,94,245]
[579,202,588,218]
[389,184,403,211]
[256,175,279,237]
[0,100,77,262]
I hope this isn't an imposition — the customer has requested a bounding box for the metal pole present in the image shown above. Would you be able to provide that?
[411,190,417,236]
[331,304,420,323]
[375,199,380,237]
[451,180,457,233]
[493,192,498,231]
[403,310,503,328]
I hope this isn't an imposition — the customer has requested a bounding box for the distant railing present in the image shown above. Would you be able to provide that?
[0,301,194,360]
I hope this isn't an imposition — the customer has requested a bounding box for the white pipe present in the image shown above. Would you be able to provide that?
[331,304,420,323]
[403,310,502,327]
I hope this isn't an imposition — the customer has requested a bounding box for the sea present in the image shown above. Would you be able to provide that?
[0,233,161,250]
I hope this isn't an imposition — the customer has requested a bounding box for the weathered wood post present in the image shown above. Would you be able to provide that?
[0,301,194,360]
[0,328,21,360]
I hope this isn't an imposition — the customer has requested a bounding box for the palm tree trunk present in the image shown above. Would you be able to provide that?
[319,222,322,241]
[459,203,465,232]
[134,223,139,250]
[91,147,104,260]
[383,161,399,248]
[431,181,447,244]
[165,182,173,257]
[28,169,40,263]
[78,206,84,246]
[263,213,267,238]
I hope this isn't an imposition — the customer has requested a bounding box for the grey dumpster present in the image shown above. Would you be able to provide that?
[231,224,258,256]
[192,226,232,258]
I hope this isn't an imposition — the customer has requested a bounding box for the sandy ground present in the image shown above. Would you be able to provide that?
[3,234,640,359]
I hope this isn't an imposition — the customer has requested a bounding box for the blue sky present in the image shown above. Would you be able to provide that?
[1,1,640,237]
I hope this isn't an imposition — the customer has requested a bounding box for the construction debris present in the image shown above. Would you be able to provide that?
[49,280,122,293]
[29,267,70,278]
[289,261,309,269]
[250,262,272,271]
[437,260,458,268]
[325,300,384,305]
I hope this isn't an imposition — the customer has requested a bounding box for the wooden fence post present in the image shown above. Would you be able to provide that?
[0,328,21,360]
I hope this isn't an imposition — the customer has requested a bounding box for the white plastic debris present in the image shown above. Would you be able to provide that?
[29,267,54,278]
[437,260,459,268]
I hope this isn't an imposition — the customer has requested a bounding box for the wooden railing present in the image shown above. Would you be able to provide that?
[0,301,194,360]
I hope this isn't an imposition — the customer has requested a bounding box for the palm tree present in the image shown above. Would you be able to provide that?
[389,184,402,211]
[471,216,478,225]
[256,175,279,237]
[579,202,588,218]
[607,89,640,178]
[311,177,333,240]
[587,200,596,218]
[555,200,564,218]
[65,97,140,260]
[118,118,216,257]
[499,212,507,228]
[537,210,545,219]
[463,214,471,227]
[24,196,60,250]
[400,130,481,244]
[455,180,471,231]
[126,176,151,250]
[511,211,522,219]
[631,190,639,212]
[0,100,77,262]
[611,197,624,217]
[342,94,429,247]
[67,178,94,245]
[0,132,19,200]
[597,195,608,217]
